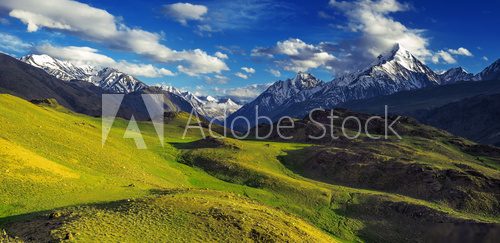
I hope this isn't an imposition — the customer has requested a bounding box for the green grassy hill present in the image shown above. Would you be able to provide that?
[1,94,499,242]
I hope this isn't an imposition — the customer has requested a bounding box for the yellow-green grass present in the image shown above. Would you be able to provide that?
[5,189,336,242]
[0,94,256,217]
[0,94,498,242]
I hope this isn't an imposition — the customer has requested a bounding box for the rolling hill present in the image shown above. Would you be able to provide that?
[0,94,499,242]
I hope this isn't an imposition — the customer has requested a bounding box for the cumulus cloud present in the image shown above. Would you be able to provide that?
[0,0,228,76]
[235,72,248,79]
[330,0,430,58]
[448,47,473,56]
[431,47,473,64]
[114,62,175,78]
[162,3,208,25]
[483,56,489,61]
[241,67,255,74]
[37,44,175,78]
[431,50,456,64]
[252,38,335,72]
[9,9,72,32]
[0,32,32,53]
[267,69,281,77]
[323,0,432,72]
[214,51,228,59]
[36,44,114,66]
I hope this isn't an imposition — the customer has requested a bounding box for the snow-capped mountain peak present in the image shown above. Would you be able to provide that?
[439,67,474,84]
[225,98,238,107]
[374,43,426,73]
[229,44,454,131]
[156,85,241,121]
[333,43,440,90]
[157,85,183,96]
[20,54,97,82]
[92,67,146,93]
[205,95,217,102]
[20,54,145,93]
[291,71,322,89]
[476,59,500,81]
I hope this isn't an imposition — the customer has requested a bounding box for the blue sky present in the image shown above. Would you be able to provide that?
[0,0,499,100]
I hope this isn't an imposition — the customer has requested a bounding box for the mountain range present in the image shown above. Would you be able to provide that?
[0,53,194,120]
[159,85,241,121]
[228,44,500,130]
[19,54,240,121]
[5,45,500,135]
[21,54,147,94]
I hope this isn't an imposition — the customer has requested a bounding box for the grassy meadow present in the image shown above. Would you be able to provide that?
[0,94,498,242]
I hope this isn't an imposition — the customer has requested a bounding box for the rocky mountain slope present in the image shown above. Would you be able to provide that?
[227,72,324,130]
[476,59,500,81]
[418,93,500,146]
[439,67,474,84]
[340,79,500,115]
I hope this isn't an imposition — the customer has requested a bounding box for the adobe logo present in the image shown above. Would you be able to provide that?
[101,94,164,149]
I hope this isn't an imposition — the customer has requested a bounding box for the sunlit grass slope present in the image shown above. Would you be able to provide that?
[0,94,498,242]
[4,189,335,242]
[0,94,338,242]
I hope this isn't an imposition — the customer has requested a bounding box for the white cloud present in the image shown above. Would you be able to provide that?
[483,56,489,61]
[252,38,335,72]
[326,0,432,72]
[217,83,272,102]
[0,32,32,53]
[214,74,229,84]
[267,69,281,77]
[162,3,208,25]
[241,67,255,74]
[431,47,474,64]
[448,47,473,57]
[177,49,229,76]
[114,62,175,78]
[37,44,175,78]
[9,9,72,32]
[215,51,228,59]
[0,0,228,76]
[432,50,457,64]
[235,72,248,79]
[36,44,114,66]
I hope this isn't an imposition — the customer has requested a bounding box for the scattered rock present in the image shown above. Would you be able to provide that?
[64,232,74,241]
[49,212,62,219]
